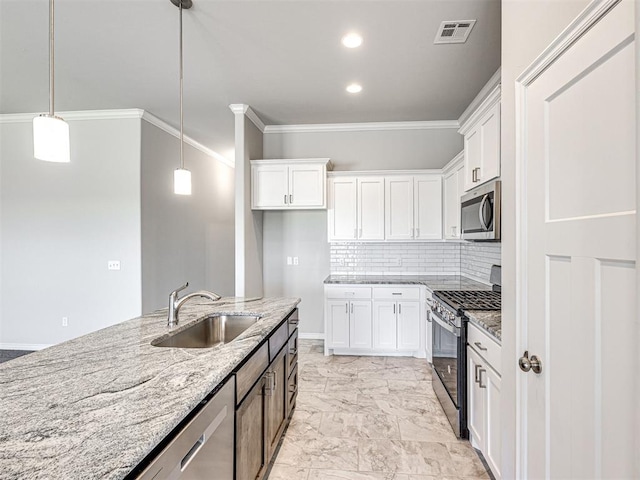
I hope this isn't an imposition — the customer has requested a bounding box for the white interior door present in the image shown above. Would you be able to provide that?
[516,1,637,478]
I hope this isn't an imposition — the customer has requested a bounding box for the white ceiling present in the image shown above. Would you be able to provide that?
[0,0,501,160]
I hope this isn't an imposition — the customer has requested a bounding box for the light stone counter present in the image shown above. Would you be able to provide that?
[466,310,501,342]
[324,274,491,291]
[0,296,300,480]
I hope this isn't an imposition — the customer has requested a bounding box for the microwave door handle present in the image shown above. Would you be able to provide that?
[479,194,490,230]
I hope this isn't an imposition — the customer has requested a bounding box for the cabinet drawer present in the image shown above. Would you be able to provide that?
[235,343,269,405]
[269,321,289,361]
[468,322,501,374]
[325,286,372,299]
[373,286,420,301]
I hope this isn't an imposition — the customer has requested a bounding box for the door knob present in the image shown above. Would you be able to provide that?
[519,350,542,374]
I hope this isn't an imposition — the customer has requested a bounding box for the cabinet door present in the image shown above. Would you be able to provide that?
[349,300,373,348]
[479,102,501,184]
[236,376,267,480]
[444,168,461,239]
[484,365,502,480]
[357,177,385,240]
[328,177,357,241]
[425,308,434,362]
[326,300,350,348]
[289,164,325,207]
[467,347,486,451]
[385,176,414,240]
[266,347,288,460]
[252,164,288,208]
[464,128,481,192]
[414,175,443,240]
[396,301,420,350]
[372,301,397,350]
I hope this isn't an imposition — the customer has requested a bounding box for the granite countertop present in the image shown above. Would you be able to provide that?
[0,296,300,480]
[466,310,501,343]
[324,274,491,291]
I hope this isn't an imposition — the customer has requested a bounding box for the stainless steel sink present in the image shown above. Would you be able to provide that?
[152,315,260,348]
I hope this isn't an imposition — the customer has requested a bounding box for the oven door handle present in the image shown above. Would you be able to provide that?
[432,313,460,337]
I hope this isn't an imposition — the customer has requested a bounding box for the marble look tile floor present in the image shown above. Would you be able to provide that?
[269,340,491,480]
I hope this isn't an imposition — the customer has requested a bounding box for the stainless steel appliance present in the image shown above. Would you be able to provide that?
[460,180,501,241]
[431,285,501,439]
[134,377,235,480]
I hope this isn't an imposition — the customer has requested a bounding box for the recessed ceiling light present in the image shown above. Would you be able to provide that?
[346,83,363,94]
[341,33,363,48]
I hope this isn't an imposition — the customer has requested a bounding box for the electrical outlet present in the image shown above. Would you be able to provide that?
[293,257,299,265]
[62,317,68,327]
[395,257,402,267]
[108,260,121,271]
[339,258,345,266]
[287,257,293,265]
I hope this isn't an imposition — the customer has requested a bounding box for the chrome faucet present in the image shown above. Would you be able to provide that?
[168,282,221,328]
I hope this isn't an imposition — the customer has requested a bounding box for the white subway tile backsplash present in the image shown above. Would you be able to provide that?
[329,241,501,282]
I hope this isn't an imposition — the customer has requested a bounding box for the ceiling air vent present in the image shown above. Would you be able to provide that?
[434,20,476,44]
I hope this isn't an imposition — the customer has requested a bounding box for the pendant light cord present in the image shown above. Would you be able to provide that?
[179,1,184,170]
[49,0,55,116]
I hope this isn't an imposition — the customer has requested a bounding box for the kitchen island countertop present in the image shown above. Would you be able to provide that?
[0,296,300,480]
[466,310,501,343]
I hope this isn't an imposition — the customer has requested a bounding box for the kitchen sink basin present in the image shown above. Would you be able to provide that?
[152,314,261,348]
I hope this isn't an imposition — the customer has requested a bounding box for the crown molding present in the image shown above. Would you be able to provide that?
[328,168,443,177]
[458,84,501,135]
[442,150,465,174]
[228,104,266,133]
[140,111,233,167]
[0,108,145,123]
[0,108,233,167]
[264,120,459,134]
[458,67,502,128]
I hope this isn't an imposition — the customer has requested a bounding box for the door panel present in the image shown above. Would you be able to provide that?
[326,300,350,348]
[350,301,373,348]
[518,2,637,478]
[266,348,287,459]
[328,177,357,240]
[289,164,324,207]
[396,301,420,350]
[485,366,502,480]
[358,177,385,240]
[385,177,414,240]
[467,347,485,450]
[372,301,397,349]
[479,103,500,183]
[236,377,267,480]
[464,129,480,191]
[252,165,288,208]
[414,175,443,240]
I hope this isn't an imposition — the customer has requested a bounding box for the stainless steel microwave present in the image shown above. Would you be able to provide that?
[460,180,501,241]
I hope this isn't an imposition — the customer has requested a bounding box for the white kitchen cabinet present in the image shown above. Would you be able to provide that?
[443,152,464,239]
[460,86,501,192]
[385,174,442,241]
[328,176,384,241]
[467,321,502,480]
[325,284,425,357]
[251,158,331,209]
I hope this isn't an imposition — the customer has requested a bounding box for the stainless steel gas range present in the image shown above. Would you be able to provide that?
[430,284,501,439]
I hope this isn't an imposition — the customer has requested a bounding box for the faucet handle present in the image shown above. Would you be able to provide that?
[171,282,189,297]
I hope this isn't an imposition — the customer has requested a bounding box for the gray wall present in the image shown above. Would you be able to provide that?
[263,211,330,335]
[263,128,463,171]
[234,112,264,298]
[140,121,235,313]
[0,117,142,347]
[500,1,591,476]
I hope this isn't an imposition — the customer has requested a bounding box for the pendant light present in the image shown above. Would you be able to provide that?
[173,0,192,195]
[33,0,70,163]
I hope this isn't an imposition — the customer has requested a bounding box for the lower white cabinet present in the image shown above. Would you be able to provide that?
[467,322,502,480]
[325,284,425,357]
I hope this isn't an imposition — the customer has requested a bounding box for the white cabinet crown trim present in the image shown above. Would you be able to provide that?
[329,169,441,177]
[442,150,464,174]
[458,84,501,136]
[457,67,501,128]
[251,158,333,169]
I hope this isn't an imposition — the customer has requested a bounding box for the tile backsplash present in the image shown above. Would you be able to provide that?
[330,242,501,283]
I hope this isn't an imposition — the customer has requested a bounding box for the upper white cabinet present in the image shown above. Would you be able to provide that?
[327,176,384,241]
[443,151,464,239]
[384,175,442,240]
[251,159,332,210]
[459,82,501,192]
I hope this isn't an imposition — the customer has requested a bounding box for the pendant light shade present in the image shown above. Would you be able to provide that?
[34,0,70,163]
[33,114,70,163]
[174,168,192,195]
[173,0,192,195]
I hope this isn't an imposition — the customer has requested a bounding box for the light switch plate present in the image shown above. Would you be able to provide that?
[108,261,121,270]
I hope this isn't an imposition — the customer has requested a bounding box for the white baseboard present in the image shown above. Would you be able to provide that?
[0,343,52,351]
[298,333,325,340]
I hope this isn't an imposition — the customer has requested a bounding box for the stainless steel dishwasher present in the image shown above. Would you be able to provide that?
[136,377,235,480]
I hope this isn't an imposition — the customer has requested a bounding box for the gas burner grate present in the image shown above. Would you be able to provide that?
[434,290,501,311]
